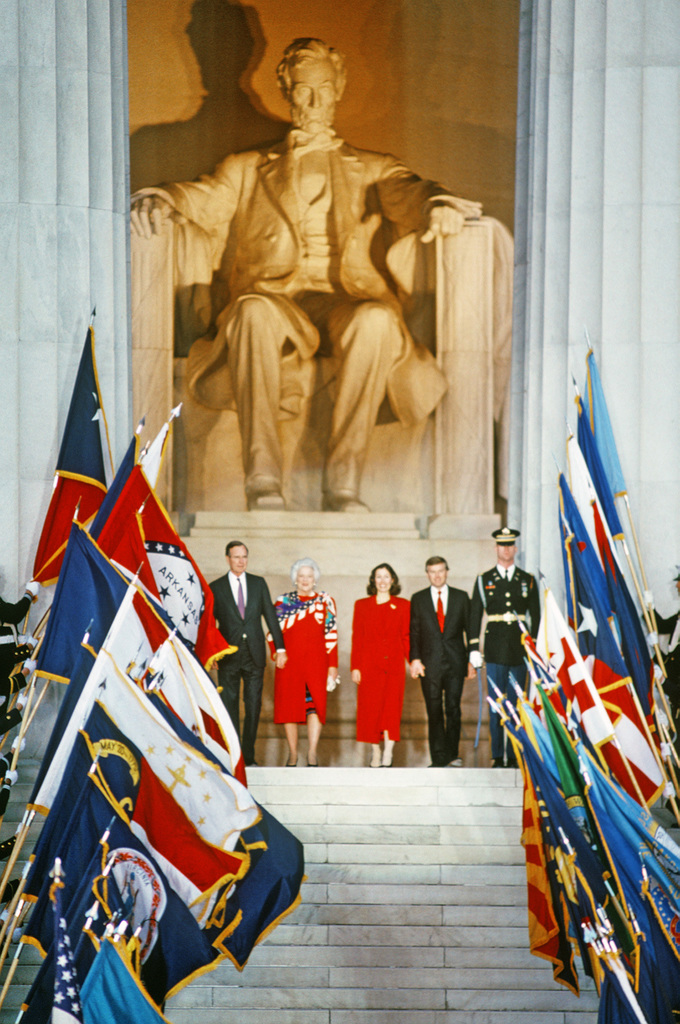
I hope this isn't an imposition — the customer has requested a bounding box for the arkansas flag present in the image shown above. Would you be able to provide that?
[33,325,113,584]
[96,464,234,669]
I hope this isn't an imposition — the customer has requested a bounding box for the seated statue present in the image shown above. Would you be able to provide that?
[131,37,496,513]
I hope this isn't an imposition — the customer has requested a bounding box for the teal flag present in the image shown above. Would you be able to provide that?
[82,940,168,1024]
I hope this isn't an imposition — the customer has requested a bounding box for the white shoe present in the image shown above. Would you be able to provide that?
[382,740,395,767]
[370,745,382,768]
[449,758,464,767]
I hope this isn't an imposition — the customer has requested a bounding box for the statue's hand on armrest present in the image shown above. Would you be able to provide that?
[421,195,484,243]
[130,189,185,239]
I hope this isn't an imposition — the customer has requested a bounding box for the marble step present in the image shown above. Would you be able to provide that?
[189,510,500,542]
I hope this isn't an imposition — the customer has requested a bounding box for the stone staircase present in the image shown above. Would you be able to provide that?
[0,770,602,1024]
[166,766,599,1024]
[0,765,600,1022]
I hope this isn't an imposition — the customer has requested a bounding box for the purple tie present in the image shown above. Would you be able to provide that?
[237,578,245,617]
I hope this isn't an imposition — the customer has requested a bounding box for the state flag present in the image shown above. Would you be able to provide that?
[33,326,113,584]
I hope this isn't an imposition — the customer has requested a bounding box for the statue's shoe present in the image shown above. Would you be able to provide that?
[322,491,370,513]
[247,483,285,510]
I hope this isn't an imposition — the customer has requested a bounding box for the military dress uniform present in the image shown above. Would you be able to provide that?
[469,530,540,766]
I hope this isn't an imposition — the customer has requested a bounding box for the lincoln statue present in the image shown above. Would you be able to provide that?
[130,38,495,512]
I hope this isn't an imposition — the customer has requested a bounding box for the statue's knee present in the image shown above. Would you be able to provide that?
[352,301,399,332]
[232,294,273,329]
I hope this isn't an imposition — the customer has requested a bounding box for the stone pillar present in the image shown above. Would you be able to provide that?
[0,1,131,595]
[510,0,680,607]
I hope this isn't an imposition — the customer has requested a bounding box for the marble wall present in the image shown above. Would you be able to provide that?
[511,0,680,612]
[1,1,132,597]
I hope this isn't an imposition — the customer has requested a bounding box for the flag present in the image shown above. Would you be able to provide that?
[33,326,113,584]
[576,395,624,540]
[519,762,577,991]
[35,523,130,684]
[146,635,245,784]
[81,939,170,1024]
[138,404,182,489]
[29,658,258,893]
[89,663,258,857]
[558,479,662,804]
[22,784,223,1008]
[30,580,170,810]
[96,465,233,668]
[578,741,680,1020]
[535,589,616,749]
[583,348,627,498]
[593,508,654,717]
[502,712,603,990]
[51,872,85,1024]
[204,802,304,970]
[89,431,140,541]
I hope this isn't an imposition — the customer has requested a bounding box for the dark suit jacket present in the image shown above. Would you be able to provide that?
[210,572,284,670]
[409,585,470,680]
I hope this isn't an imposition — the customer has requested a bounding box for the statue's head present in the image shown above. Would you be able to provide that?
[277,39,347,134]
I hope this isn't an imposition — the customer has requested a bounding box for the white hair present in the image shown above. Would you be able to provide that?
[290,557,321,584]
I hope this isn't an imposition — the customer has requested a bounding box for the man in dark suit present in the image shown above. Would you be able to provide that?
[210,541,286,766]
[468,527,540,768]
[409,556,471,767]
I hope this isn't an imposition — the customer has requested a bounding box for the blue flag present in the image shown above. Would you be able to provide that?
[584,349,627,497]
[559,476,628,676]
[35,524,129,683]
[22,776,221,1007]
[576,397,624,538]
[578,742,680,1020]
[81,940,168,1024]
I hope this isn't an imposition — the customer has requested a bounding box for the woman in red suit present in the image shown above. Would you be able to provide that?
[271,558,338,766]
[351,563,410,767]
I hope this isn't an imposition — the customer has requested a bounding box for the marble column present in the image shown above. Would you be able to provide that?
[510,0,680,610]
[0,0,131,596]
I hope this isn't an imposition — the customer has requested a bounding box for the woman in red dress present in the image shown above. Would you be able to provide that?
[271,558,338,766]
[351,563,410,767]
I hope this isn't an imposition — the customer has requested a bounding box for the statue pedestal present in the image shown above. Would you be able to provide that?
[185,509,498,768]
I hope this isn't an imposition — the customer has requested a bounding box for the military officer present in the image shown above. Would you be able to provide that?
[468,527,540,767]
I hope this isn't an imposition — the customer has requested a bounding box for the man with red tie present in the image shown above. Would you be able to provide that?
[409,556,471,767]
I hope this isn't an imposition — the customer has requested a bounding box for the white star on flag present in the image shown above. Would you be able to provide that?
[577,603,598,636]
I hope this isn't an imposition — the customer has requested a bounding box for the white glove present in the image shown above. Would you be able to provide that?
[469,651,483,669]
[24,581,39,599]
[647,631,658,646]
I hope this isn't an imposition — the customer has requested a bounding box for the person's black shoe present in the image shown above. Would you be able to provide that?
[491,757,504,768]
[245,760,259,767]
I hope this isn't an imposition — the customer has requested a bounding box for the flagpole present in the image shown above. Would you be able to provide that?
[0,810,34,910]
[0,859,31,978]
[0,943,22,1011]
